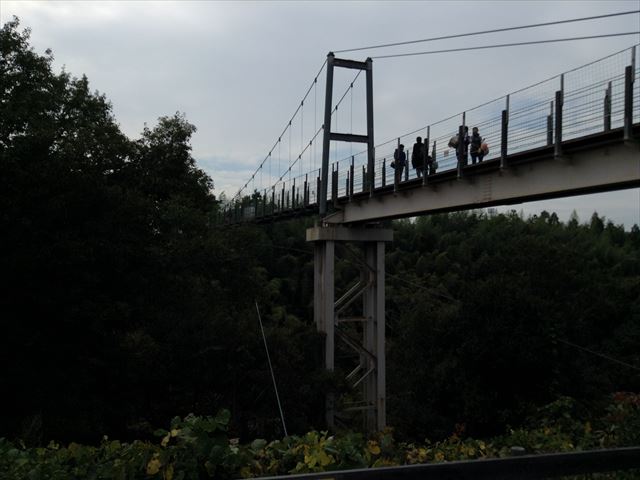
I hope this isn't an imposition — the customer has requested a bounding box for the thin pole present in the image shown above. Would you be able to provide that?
[255,301,288,437]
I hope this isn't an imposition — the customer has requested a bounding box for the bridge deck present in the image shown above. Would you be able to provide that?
[233,124,639,225]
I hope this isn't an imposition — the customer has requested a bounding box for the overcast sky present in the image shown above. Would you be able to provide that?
[2,0,639,227]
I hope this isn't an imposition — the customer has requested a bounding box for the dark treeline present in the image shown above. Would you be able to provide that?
[387,211,640,439]
[1,19,639,446]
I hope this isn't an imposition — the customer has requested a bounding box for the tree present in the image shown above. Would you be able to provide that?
[0,18,225,442]
[1,18,327,443]
[129,113,213,208]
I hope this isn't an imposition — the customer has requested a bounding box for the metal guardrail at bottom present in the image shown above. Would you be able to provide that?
[255,447,640,480]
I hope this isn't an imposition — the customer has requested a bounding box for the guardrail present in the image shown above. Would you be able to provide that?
[255,447,640,480]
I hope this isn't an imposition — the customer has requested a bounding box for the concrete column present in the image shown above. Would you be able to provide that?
[323,240,335,372]
[307,226,391,433]
[313,240,335,427]
[375,240,386,430]
[364,243,376,432]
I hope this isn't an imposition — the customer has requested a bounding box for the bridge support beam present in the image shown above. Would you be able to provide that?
[326,135,640,225]
[307,225,392,433]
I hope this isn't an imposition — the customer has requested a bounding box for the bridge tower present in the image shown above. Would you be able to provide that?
[308,53,391,432]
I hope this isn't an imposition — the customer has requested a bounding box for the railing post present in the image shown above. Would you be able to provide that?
[547,101,554,146]
[316,169,320,208]
[431,140,436,175]
[423,126,430,186]
[457,124,464,179]
[263,189,267,217]
[345,172,349,199]
[362,165,367,193]
[555,92,563,157]
[604,81,612,132]
[555,74,564,158]
[281,183,285,211]
[624,65,634,141]
[500,110,508,168]
[394,137,400,192]
[332,163,338,209]
[404,153,409,182]
[253,193,258,219]
[271,187,275,215]
[501,95,509,169]
[337,162,340,201]
[292,179,296,209]
[382,159,386,187]
[349,156,354,201]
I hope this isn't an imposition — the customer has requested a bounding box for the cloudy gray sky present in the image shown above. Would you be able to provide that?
[2,0,639,227]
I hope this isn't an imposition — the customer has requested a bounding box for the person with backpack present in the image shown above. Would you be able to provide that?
[470,126,485,164]
[392,144,406,184]
[412,136,425,178]
[427,141,438,175]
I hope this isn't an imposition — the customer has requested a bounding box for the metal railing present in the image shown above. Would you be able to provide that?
[254,446,640,480]
[221,45,639,224]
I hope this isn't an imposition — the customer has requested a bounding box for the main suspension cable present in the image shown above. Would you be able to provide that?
[334,10,640,53]
[373,32,640,59]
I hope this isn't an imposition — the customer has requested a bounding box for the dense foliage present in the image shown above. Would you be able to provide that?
[387,210,640,438]
[1,15,639,465]
[0,17,327,445]
[1,393,639,479]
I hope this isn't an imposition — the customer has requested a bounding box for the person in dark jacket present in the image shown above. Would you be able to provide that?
[393,144,406,184]
[412,136,425,178]
[470,127,485,164]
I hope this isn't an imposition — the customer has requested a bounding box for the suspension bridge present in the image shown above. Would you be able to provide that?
[218,39,640,437]
[221,45,639,225]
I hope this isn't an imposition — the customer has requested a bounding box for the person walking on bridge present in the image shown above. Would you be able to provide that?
[470,127,485,164]
[393,144,406,184]
[412,136,425,178]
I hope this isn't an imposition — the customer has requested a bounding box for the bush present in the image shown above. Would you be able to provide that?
[1,394,638,479]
